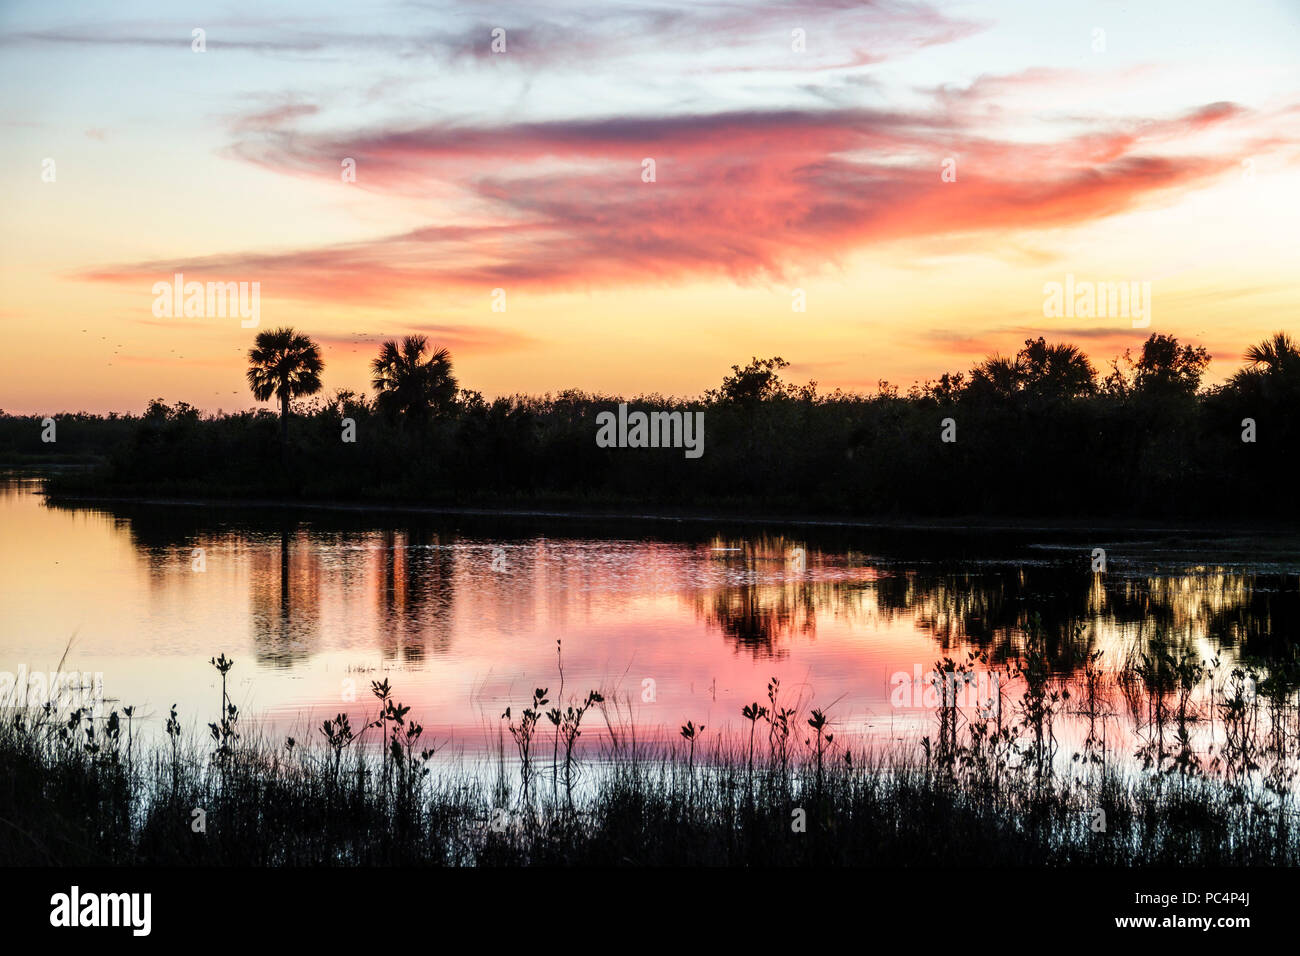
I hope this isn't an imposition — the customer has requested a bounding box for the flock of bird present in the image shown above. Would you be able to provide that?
[79,327,379,399]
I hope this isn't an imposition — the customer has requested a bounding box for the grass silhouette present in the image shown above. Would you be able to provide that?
[3,642,1297,866]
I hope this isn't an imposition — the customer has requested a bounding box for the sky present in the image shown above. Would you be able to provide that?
[1,0,1297,414]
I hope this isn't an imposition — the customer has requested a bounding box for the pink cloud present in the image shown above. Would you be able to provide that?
[313,325,539,354]
[79,97,1280,303]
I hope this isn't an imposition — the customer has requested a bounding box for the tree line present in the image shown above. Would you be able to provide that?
[12,328,1299,521]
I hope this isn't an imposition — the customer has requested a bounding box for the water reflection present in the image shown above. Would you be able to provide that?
[3,478,1295,759]
[695,536,821,657]
[373,527,458,664]
[29,488,1300,674]
[248,525,322,666]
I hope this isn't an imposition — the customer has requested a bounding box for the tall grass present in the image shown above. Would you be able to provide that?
[2,646,1297,866]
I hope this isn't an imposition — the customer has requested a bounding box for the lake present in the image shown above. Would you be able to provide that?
[2,475,1298,766]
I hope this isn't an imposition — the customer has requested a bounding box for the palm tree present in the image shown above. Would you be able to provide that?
[246,327,324,450]
[1244,332,1299,375]
[969,339,1095,402]
[969,354,1024,401]
[1016,337,1096,399]
[370,335,457,420]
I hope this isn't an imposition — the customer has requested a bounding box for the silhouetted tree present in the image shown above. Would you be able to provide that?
[706,356,791,405]
[1227,331,1300,404]
[371,336,458,421]
[1134,334,1210,396]
[1243,331,1299,377]
[246,328,324,450]
[1016,338,1096,400]
[967,340,1095,402]
[968,354,1024,402]
[49,332,1300,522]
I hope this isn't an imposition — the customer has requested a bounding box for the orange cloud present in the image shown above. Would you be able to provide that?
[78,99,1275,303]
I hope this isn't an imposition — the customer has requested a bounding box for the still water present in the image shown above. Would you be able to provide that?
[2,477,1298,760]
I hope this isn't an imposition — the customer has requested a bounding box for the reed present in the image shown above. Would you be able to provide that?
[1,650,1297,866]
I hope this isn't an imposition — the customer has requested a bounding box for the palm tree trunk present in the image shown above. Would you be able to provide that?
[279,391,289,463]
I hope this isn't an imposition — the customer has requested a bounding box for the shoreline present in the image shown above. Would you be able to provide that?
[33,486,1300,536]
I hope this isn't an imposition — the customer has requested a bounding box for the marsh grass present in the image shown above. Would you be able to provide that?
[2,649,1298,866]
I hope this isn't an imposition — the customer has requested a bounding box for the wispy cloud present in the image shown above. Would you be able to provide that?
[0,0,981,70]
[81,97,1265,302]
[313,325,540,354]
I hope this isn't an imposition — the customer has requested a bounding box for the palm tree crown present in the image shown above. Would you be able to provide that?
[246,327,324,444]
[371,335,458,419]
[1017,338,1096,399]
[1244,332,1299,375]
[970,353,1024,400]
[969,339,1095,401]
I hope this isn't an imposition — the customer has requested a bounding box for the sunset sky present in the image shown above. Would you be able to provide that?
[1,0,1297,415]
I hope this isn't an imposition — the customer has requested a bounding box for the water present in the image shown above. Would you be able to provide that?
[2,476,1298,763]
